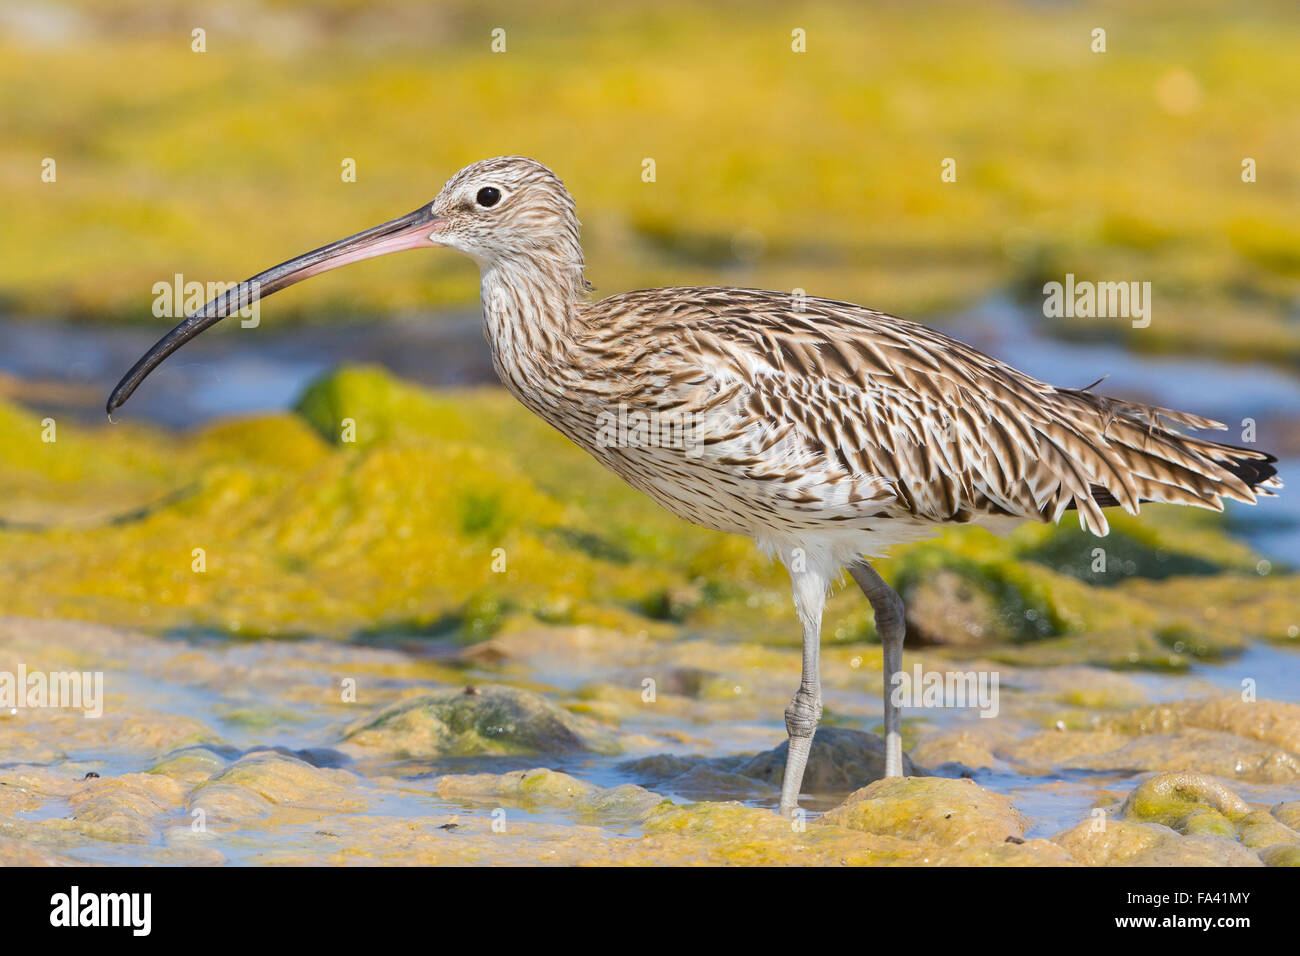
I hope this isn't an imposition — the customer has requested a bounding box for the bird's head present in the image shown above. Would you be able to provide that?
[430,156,582,266]
[106,156,582,415]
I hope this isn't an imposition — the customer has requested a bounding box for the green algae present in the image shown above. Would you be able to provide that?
[1053,818,1263,867]
[1122,772,1250,836]
[0,364,1295,675]
[892,542,1069,644]
[294,365,477,451]
[342,685,621,757]
[1051,772,1300,866]
[1014,506,1264,583]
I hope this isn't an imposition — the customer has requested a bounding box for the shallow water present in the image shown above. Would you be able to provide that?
[2,614,1298,865]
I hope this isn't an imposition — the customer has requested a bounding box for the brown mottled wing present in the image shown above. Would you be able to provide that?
[579,287,1279,534]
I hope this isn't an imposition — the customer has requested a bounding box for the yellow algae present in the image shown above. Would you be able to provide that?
[1053,819,1263,867]
[0,836,79,866]
[189,414,331,471]
[909,726,1018,772]
[1236,811,1300,850]
[1121,772,1250,838]
[5,3,1300,368]
[67,772,187,844]
[820,776,1027,846]
[1105,698,1300,755]
[190,751,365,823]
[1050,771,1300,865]
[293,365,477,450]
[148,747,232,787]
[435,768,665,821]
[0,364,1289,672]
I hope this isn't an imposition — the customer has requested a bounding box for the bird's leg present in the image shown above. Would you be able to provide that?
[778,565,826,817]
[849,561,906,777]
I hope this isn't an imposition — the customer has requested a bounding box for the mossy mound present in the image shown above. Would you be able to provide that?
[190,751,364,821]
[342,686,621,757]
[0,365,1293,672]
[1016,515,1259,586]
[1054,771,1300,866]
[738,727,920,793]
[434,768,664,821]
[294,365,475,450]
[820,776,1028,846]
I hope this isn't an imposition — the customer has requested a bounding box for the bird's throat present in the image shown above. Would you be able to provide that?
[479,255,586,408]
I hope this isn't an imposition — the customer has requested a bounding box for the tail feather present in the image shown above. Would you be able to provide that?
[1055,389,1281,526]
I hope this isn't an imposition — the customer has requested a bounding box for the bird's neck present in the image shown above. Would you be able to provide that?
[479,252,586,402]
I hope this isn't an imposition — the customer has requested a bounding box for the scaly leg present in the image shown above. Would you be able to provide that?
[777,564,827,817]
[849,561,906,777]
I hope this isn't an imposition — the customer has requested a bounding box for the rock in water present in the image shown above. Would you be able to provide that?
[739,726,920,793]
[342,685,620,757]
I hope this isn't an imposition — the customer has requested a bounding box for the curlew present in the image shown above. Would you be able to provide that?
[108,157,1282,815]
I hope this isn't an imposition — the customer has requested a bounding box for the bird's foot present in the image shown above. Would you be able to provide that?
[778,688,822,816]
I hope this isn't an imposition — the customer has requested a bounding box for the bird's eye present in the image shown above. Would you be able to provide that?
[476,187,502,208]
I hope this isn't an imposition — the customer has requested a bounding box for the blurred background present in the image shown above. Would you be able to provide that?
[0,0,1298,865]
[4,0,1298,602]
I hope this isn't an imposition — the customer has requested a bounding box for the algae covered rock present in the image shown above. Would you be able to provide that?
[1258,844,1300,866]
[900,567,1020,647]
[1017,519,1246,585]
[343,685,620,757]
[996,697,1300,785]
[1272,801,1300,830]
[738,727,920,793]
[190,750,364,822]
[892,546,1065,647]
[1106,698,1300,755]
[1121,771,1251,836]
[640,797,1072,866]
[67,772,187,844]
[1054,772,1300,865]
[820,775,1028,846]
[293,364,473,449]
[435,768,663,820]
[0,836,78,866]
[618,727,917,803]
[1053,818,1263,866]
[617,753,778,801]
[147,745,235,786]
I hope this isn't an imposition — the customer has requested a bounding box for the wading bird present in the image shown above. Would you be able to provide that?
[109,157,1281,815]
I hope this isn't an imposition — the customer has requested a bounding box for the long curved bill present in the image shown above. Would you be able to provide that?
[106,203,445,415]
